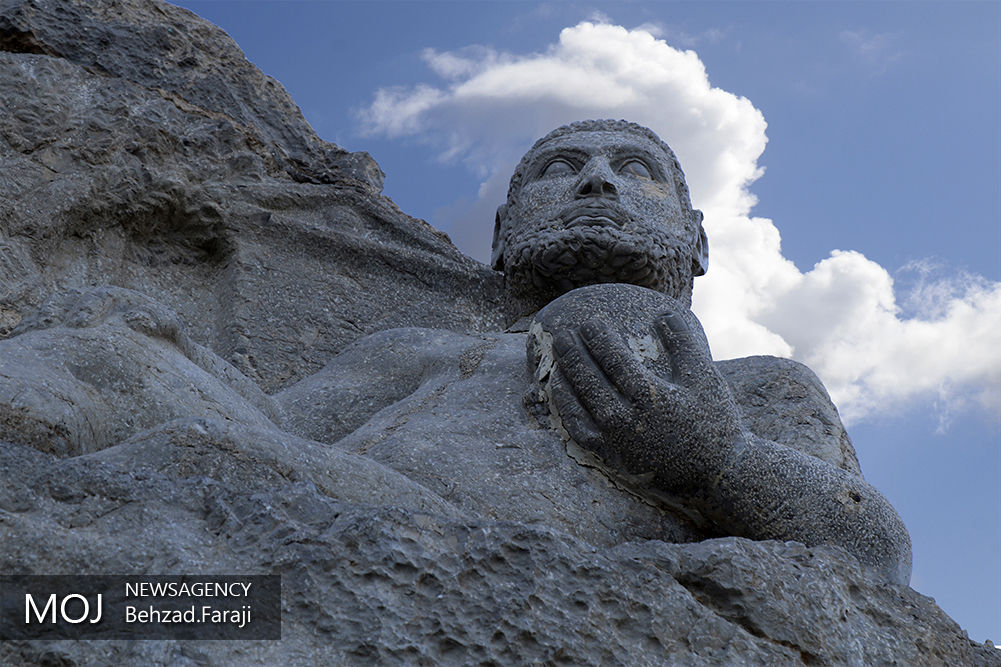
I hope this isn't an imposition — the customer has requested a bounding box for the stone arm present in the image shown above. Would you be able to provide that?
[275,328,471,444]
[0,287,280,456]
[708,430,912,584]
[715,355,863,476]
[550,314,912,585]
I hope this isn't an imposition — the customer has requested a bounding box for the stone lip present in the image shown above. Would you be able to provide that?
[562,203,630,228]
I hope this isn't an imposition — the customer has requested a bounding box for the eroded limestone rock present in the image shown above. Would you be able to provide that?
[0,435,995,665]
[0,0,506,392]
[0,1,993,664]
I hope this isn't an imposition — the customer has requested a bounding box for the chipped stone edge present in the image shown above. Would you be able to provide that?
[527,320,710,530]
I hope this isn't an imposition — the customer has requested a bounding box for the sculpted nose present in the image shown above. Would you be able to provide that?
[575,163,618,199]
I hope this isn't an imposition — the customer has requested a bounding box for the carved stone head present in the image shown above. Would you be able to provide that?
[493,120,707,319]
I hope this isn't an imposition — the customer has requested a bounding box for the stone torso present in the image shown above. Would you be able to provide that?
[276,328,704,547]
[275,320,861,548]
[0,285,863,550]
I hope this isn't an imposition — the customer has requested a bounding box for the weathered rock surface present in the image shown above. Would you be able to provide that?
[0,0,995,665]
[718,356,861,476]
[0,432,995,665]
[0,0,506,391]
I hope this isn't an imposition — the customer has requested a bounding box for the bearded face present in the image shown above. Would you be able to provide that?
[503,223,695,312]
[495,127,707,315]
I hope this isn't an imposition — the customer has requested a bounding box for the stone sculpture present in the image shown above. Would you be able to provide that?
[284,119,911,585]
[0,118,910,584]
[3,2,995,662]
[493,119,707,319]
[506,121,911,584]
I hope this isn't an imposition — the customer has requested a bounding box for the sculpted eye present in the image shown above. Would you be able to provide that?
[541,159,576,178]
[619,160,652,179]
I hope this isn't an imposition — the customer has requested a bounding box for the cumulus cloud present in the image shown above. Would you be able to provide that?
[760,253,1001,423]
[359,21,1000,426]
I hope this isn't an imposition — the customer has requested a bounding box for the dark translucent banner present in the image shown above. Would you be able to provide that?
[0,575,281,640]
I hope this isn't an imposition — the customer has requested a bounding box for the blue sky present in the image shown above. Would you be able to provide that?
[175,0,1000,644]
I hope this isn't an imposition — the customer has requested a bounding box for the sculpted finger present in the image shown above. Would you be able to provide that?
[655,311,714,387]
[551,371,625,468]
[549,370,602,447]
[578,319,653,402]
[552,330,629,427]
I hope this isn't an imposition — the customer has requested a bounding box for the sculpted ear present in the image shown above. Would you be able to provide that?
[491,204,508,271]
[691,209,709,277]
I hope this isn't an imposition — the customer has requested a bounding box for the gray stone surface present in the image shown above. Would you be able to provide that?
[493,122,908,582]
[493,120,708,321]
[530,283,910,585]
[1,432,996,665]
[1,286,277,456]
[276,326,706,548]
[0,0,506,391]
[0,0,995,664]
[718,355,861,476]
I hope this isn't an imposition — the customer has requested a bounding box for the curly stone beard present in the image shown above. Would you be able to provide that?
[503,224,696,317]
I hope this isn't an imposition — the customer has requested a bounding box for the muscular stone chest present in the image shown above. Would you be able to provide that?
[308,329,708,547]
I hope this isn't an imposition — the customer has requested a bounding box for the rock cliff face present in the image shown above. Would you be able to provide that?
[0,0,505,391]
[0,1,995,664]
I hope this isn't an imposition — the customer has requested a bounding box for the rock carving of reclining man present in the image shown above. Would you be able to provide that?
[0,119,911,585]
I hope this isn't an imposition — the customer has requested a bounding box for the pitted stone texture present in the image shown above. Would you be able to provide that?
[530,283,859,473]
[529,284,910,585]
[0,0,987,661]
[1,437,996,666]
[0,289,880,554]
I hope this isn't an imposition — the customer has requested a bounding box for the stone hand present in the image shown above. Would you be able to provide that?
[551,312,744,495]
[550,308,913,584]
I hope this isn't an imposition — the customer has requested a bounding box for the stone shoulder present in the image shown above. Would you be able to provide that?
[715,355,862,475]
[274,327,508,444]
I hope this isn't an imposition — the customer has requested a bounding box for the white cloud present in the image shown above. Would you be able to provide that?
[759,252,1001,423]
[360,21,1001,427]
[588,10,613,25]
[839,29,903,73]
